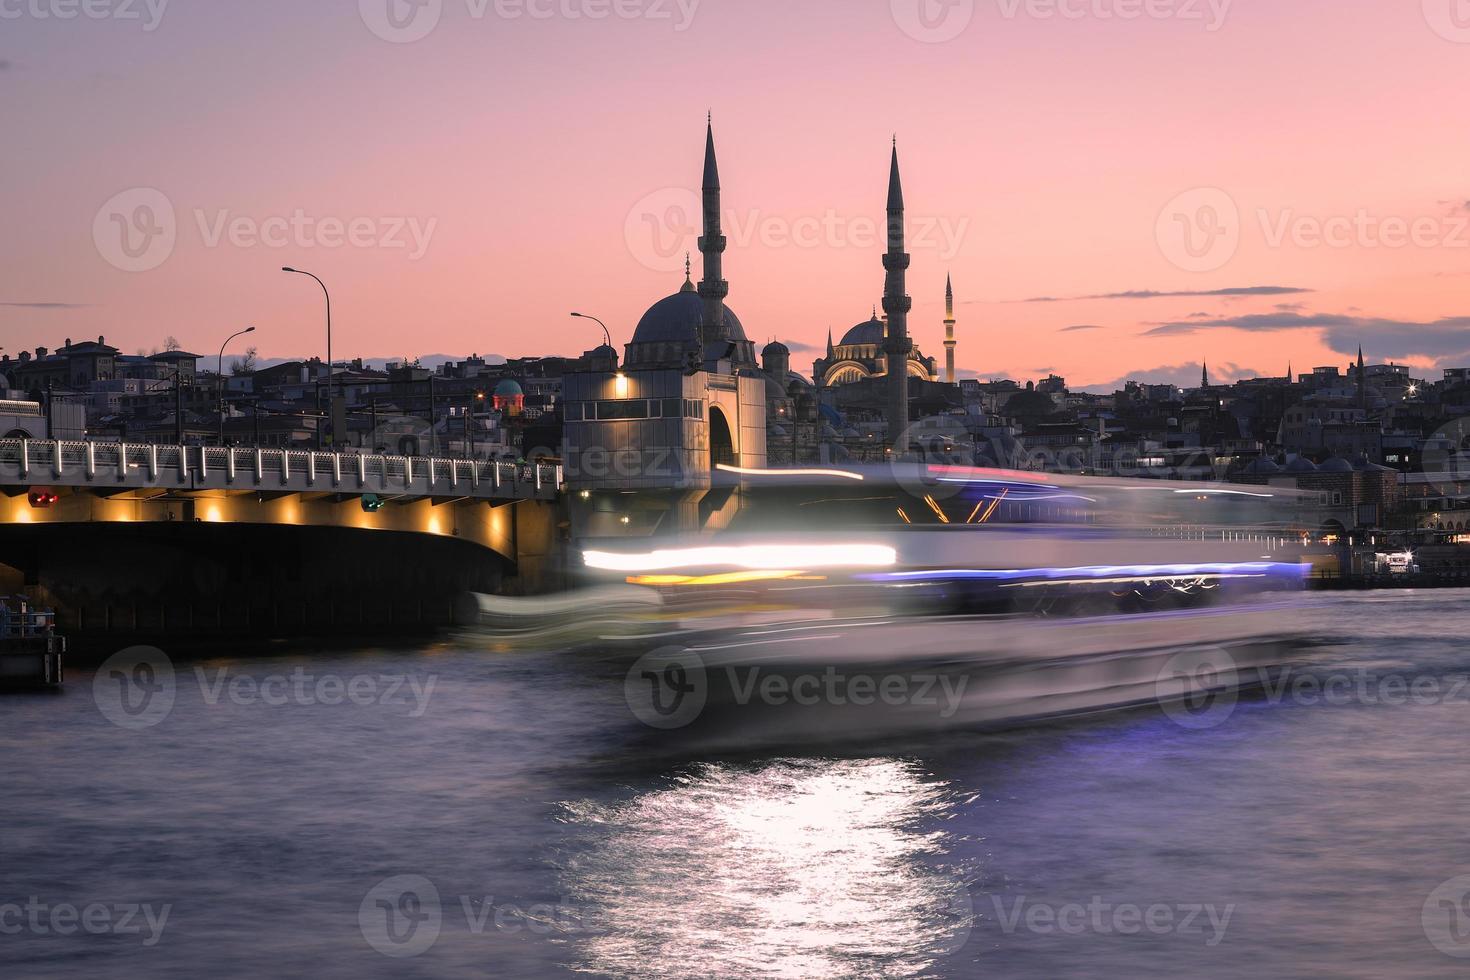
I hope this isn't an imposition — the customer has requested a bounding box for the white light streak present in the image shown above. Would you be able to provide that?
[584,543,897,573]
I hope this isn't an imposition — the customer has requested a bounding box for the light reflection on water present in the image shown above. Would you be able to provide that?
[556,759,974,978]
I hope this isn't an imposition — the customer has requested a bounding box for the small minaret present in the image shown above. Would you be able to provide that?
[883,139,914,454]
[944,273,957,384]
[1357,346,1366,410]
[697,115,730,363]
[1201,361,1210,389]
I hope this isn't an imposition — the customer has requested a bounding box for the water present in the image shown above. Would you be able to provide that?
[4,591,1470,978]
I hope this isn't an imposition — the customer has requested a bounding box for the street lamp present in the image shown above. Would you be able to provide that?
[283,267,333,446]
[570,312,612,349]
[217,326,256,445]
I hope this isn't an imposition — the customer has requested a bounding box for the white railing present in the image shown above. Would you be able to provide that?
[0,439,563,501]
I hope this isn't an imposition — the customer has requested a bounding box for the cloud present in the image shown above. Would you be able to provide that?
[1142,311,1470,365]
[1078,361,1264,393]
[1,302,90,309]
[1020,286,1312,303]
[1060,324,1103,333]
[780,340,820,354]
[1274,302,1307,312]
[1142,312,1358,338]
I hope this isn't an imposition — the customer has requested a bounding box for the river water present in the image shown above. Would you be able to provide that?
[4,591,1470,978]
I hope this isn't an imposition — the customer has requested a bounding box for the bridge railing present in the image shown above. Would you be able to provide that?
[0,439,563,501]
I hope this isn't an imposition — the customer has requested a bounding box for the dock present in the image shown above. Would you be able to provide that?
[0,597,65,688]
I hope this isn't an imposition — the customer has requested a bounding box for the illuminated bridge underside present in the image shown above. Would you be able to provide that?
[0,440,569,576]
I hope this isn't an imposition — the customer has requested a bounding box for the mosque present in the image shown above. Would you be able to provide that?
[562,119,960,536]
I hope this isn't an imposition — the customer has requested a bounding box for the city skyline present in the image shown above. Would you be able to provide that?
[5,1,1470,389]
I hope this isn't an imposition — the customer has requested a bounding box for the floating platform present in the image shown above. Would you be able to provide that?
[0,599,65,688]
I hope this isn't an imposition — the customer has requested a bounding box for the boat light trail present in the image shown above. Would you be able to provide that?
[716,465,864,482]
[860,562,1311,584]
[585,543,898,573]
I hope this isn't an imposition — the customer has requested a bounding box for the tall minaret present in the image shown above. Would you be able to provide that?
[943,273,957,384]
[697,115,729,364]
[883,140,913,453]
[1202,361,1210,389]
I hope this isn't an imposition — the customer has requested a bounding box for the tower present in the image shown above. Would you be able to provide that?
[1357,346,1366,410]
[944,273,957,385]
[883,140,913,453]
[1201,361,1210,389]
[697,116,730,363]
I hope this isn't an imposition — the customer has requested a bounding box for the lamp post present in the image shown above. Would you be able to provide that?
[570,312,612,349]
[216,326,256,445]
[283,267,333,447]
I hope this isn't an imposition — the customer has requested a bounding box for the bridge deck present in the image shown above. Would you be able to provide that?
[0,439,562,502]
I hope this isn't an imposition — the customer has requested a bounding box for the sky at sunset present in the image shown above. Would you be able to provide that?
[4,0,1470,390]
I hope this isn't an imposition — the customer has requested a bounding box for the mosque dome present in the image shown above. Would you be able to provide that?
[1319,457,1354,473]
[1352,455,1395,473]
[1243,457,1282,475]
[839,315,886,347]
[1284,456,1319,474]
[494,378,524,398]
[762,340,789,357]
[632,291,747,346]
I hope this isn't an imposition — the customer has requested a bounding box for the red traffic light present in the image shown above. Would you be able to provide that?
[27,489,60,509]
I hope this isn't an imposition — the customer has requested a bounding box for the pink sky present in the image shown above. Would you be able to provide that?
[4,0,1470,390]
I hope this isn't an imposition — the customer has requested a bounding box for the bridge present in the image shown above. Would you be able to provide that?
[0,439,566,641]
[0,439,561,502]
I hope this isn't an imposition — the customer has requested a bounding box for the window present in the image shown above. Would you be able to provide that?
[596,400,649,421]
[566,403,583,421]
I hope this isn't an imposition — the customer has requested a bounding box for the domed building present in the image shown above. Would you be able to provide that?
[562,118,768,527]
[492,378,525,415]
[624,264,757,372]
[813,310,938,387]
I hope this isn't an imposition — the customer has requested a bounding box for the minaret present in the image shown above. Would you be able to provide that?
[1201,361,1210,389]
[1357,346,1366,410]
[883,140,913,454]
[944,273,957,384]
[697,115,729,364]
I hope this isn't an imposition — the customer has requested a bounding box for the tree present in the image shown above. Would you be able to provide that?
[164,336,182,352]
[230,346,258,376]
